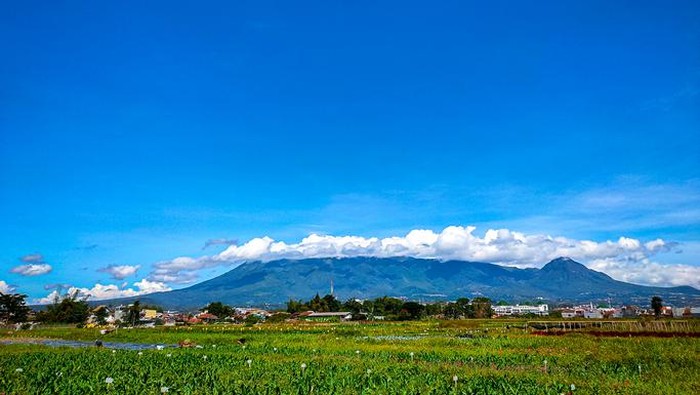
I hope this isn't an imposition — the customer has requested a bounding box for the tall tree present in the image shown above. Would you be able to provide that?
[322,294,342,312]
[204,301,232,318]
[651,296,663,318]
[472,297,494,318]
[399,301,426,320]
[94,306,108,325]
[0,293,30,323]
[126,301,141,326]
[286,299,309,313]
[37,290,90,324]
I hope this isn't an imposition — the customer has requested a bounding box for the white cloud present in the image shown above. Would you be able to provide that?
[11,264,52,276]
[98,265,140,280]
[20,253,45,263]
[0,280,16,293]
[34,279,171,304]
[145,226,698,289]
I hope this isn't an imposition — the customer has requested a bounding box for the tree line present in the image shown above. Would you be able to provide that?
[286,294,495,320]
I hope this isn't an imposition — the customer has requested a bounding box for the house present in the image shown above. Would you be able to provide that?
[583,310,603,319]
[142,309,158,320]
[672,307,700,318]
[196,313,219,324]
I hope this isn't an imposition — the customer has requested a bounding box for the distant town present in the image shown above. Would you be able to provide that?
[3,291,698,329]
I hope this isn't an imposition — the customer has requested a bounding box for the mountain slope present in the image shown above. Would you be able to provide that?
[111,257,700,309]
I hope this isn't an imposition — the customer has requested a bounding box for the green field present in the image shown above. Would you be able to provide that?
[1,320,698,394]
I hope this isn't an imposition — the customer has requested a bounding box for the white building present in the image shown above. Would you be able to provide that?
[494,304,549,316]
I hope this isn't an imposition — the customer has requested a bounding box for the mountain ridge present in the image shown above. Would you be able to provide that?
[95,256,700,309]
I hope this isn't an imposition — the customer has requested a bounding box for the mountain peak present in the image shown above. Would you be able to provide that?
[540,257,589,272]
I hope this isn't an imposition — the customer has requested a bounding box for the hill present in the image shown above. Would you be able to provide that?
[104,257,700,309]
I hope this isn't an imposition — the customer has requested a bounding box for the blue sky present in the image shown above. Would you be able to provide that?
[1,1,699,301]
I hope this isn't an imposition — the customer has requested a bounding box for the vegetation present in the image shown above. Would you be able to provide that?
[35,291,90,324]
[1,320,698,394]
[0,293,30,324]
[203,301,233,318]
[287,294,494,321]
[651,296,663,318]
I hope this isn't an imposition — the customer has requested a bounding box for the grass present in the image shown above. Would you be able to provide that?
[1,320,698,394]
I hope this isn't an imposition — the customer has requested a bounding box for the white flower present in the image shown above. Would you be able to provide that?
[452,375,458,383]
[15,368,23,373]
[212,344,217,348]
[273,347,277,351]
[355,350,360,354]
[570,384,576,391]
[138,351,143,356]
[105,377,114,384]
[166,353,172,357]
[203,355,207,360]
[156,345,164,351]
[160,386,169,393]
[112,350,116,354]
[366,369,372,375]
[246,359,252,367]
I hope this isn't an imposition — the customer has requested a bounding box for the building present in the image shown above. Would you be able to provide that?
[493,304,549,316]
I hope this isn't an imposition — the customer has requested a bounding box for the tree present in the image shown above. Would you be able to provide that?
[472,297,494,318]
[322,294,342,312]
[286,299,309,314]
[94,306,108,325]
[126,301,141,326]
[37,290,90,324]
[204,301,232,318]
[399,301,426,320]
[455,298,473,318]
[651,296,663,318]
[343,299,364,314]
[309,293,328,312]
[0,293,30,323]
[424,302,444,317]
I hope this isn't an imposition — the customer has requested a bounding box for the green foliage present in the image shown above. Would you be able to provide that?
[36,291,89,324]
[1,320,698,394]
[286,299,309,313]
[203,301,232,319]
[651,296,663,318]
[93,306,108,326]
[265,312,291,323]
[472,297,494,318]
[0,293,30,323]
[126,301,141,327]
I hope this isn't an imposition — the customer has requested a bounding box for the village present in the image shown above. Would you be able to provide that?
[77,300,700,329]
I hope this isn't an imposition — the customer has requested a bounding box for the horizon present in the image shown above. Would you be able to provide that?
[1,1,699,303]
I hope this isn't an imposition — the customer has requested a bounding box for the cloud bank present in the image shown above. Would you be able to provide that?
[0,280,16,293]
[36,279,171,304]
[11,264,53,276]
[98,265,140,280]
[147,226,699,289]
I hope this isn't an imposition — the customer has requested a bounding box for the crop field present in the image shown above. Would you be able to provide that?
[1,320,698,394]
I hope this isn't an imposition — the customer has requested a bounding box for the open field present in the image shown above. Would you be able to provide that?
[1,320,699,394]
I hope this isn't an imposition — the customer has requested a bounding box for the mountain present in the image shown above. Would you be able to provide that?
[108,257,700,309]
